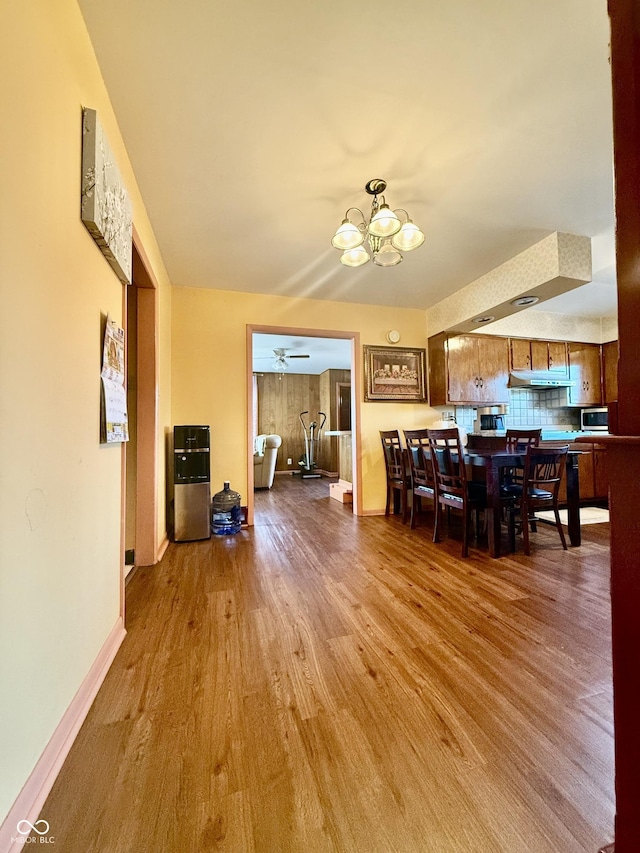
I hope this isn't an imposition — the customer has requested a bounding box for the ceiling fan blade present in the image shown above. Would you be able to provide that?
[287,354,310,358]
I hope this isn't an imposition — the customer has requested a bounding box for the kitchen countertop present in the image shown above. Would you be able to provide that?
[542,430,609,441]
[468,429,609,441]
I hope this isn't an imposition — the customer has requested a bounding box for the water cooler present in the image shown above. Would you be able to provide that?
[172,425,211,541]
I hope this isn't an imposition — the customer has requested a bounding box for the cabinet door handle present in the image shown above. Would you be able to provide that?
[479,377,484,388]
[549,356,553,367]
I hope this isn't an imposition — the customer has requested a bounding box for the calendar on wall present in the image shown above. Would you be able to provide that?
[100,314,128,443]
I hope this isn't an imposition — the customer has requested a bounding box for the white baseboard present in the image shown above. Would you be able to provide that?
[0,617,126,851]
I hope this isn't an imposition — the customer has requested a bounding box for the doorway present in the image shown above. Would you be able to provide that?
[122,231,160,594]
[336,382,352,432]
[246,325,361,525]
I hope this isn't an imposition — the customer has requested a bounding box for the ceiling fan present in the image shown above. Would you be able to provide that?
[255,347,311,371]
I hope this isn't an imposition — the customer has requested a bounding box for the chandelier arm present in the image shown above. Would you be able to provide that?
[393,208,410,222]
[344,207,366,225]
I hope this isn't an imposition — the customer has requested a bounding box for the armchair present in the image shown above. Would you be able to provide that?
[253,434,282,489]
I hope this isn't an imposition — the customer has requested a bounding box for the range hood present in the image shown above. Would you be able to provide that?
[509,370,575,389]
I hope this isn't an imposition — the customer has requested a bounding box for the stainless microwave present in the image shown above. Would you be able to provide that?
[580,407,608,431]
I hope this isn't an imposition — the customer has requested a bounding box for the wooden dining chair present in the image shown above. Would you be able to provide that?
[505,428,542,452]
[428,428,487,557]
[380,430,410,523]
[502,427,543,527]
[507,445,569,555]
[403,429,435,529]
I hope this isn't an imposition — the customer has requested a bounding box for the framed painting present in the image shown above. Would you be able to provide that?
[363,345,427,402]
[81,108,133,284]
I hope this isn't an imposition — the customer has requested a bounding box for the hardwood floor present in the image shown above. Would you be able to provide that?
[39,475,614,852]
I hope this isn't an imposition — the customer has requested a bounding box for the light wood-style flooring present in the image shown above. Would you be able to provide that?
[39,475,614,852]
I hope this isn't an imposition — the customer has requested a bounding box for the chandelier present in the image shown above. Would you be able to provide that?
[331,178,425,267]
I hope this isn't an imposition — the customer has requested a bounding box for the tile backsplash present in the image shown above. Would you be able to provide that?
[451,389,580,432]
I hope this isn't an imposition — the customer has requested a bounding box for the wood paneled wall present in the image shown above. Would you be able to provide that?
[319,369,351,474]
[256,373,321,471]
[256,369,351,473]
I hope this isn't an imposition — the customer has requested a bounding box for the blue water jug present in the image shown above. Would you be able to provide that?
[211,481,242,535]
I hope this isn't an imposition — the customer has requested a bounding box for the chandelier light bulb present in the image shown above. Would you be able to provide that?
[340,245,370,267]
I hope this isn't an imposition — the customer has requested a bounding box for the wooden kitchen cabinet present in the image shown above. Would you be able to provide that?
[577,448,595,501]
[578,443,609,502]
[479,337,511,401]
[593,446,609,498]
[568,343,603,406]
[546,341,569,374]
[427,332,448,405]
[509,338,568,374]
[552,440,608,505]
[428,333,509,405]
[510,338,534,371]
[446,335,481,402]
[430,333,603,406]
[548,443,604,505]
[602,340,619,403]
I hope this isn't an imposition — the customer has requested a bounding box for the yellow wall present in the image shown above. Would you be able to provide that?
[171,287,440,513]
[0,0,172,823]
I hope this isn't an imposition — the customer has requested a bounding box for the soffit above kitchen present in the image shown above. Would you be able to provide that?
[78,0,615,318]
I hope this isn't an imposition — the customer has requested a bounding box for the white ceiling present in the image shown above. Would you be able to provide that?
[253,334,351,375]
[77,0,617,320]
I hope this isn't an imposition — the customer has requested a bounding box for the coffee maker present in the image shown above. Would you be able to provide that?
[480,413,505,430]
[474,405,507,432]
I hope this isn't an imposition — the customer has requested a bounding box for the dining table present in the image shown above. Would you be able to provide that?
[466,449,581,558]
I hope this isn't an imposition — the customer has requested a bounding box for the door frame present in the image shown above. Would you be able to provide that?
[120,226,160,604]
[246,324,362,525]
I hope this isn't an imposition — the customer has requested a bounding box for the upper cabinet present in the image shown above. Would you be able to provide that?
[546,341,569,374]
[509,338,568,374]
[429,333,608,408]
[602,340,619,403]
[568,342,603,406]
[510,338,533,371]
[428,333,510,405]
